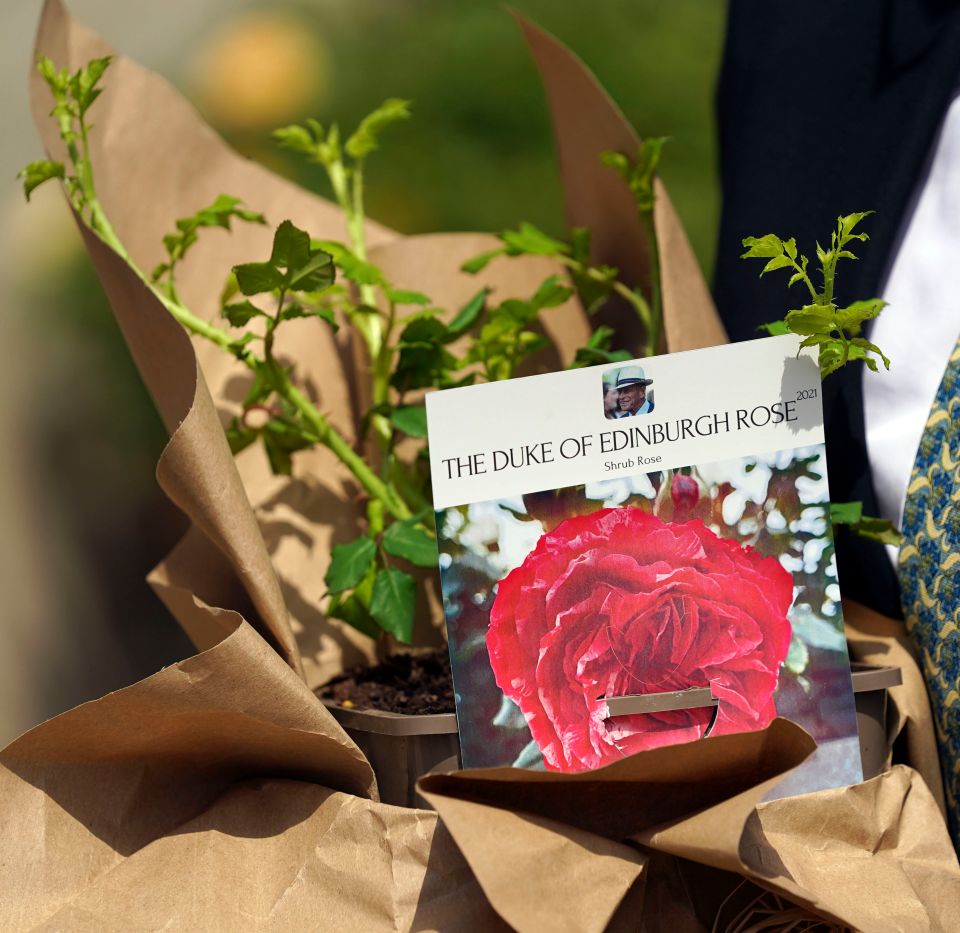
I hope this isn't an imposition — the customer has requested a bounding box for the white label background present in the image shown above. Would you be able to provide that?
[427,335,824,509]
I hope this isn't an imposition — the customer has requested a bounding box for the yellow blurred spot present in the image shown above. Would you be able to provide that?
[341,699,355,709]
[188,11,329,130]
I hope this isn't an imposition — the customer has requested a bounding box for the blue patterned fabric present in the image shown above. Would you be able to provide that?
[899,335,960,849]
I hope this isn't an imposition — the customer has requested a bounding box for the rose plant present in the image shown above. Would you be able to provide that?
[21,54,664,654]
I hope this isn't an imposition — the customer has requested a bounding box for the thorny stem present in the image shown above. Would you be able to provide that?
[280,380,411,520]
[822,257,837,306]
[639,211,662,354]
[792,259,818,302]
[325,155,394,450]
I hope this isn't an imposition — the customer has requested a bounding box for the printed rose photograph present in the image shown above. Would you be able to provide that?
[437,444,863,797]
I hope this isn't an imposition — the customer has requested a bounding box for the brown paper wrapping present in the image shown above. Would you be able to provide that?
[4,1,957,929]
[845,599,948,816]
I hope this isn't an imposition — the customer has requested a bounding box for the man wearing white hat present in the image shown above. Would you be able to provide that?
[614,365,654,417]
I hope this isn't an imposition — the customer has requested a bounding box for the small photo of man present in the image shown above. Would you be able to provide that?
[604,364,654,419]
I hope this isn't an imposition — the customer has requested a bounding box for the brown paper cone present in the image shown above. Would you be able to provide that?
[516,14,728,356]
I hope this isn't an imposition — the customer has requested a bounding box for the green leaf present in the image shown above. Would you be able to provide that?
[270,220,311,270]
[569,227,592,264]
[633,136,668,197]
[220,271,240,306]
[227,332,257,359]
[382,520,437,567]
[518,331,549,353]
[370,568,416,643]
[741,234,784,259]
[260,419,313,475]
[272,123,318,156]
[447,288,488,337]
[223,300,266,327]
[225,417,258,455]
[242,362,273,406]
[390,405,428,438]
[784,304,834,336]
[329,249,383,286]
[72,56,112,115]
[262,432,294,475]
[501,222,568,258]
[288,250,335,292]
[326,593,380,640]
[279,303,338,329]
[18,159,65,200]
[264,221,335,292]
[758,320,791,336]
[37,55,67,94]
[761,255,794,276]
[571,263,617,315]
[460,248,505,274]
[325,536,378,594]
[783,238,798,260]
[159,195,266,278]
[836,299,887,332]
[830,501,864,525]
[400,316,449,346]
[570,324,631,368]
[850,515,901,546]
[196,194,265,228]
[345,98,411,159]
[233,262,284,295]
[599,151,630,176]
[838,211,873,242]
[818,343,846,378]
[799,334,833,350]
[391,345,456,392]
[602,139,668,213]
[830,501,900,545]
[531,274,574,310]
[386,288,431,306]
[496,298,538,326]
[850,337,891,370]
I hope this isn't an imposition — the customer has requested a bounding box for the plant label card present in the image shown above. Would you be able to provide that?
[426,334,863,797]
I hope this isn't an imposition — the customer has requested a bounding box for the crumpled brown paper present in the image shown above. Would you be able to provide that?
[4,1,958,929]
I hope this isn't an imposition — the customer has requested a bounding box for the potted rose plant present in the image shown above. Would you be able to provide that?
[21,17,900,805]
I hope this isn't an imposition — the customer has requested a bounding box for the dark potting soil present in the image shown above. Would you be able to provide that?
[317,648,456,715]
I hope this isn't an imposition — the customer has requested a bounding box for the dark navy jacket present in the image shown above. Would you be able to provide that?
[714,0,960,618]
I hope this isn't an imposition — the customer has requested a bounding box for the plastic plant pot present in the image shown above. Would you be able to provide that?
[326,663,902,808]
[851,662,902,779]
[323,702,460,808]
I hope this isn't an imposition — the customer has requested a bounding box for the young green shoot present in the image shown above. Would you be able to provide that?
[742,212,899,544]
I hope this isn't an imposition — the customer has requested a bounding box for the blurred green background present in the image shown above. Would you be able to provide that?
[0,0,725,743]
